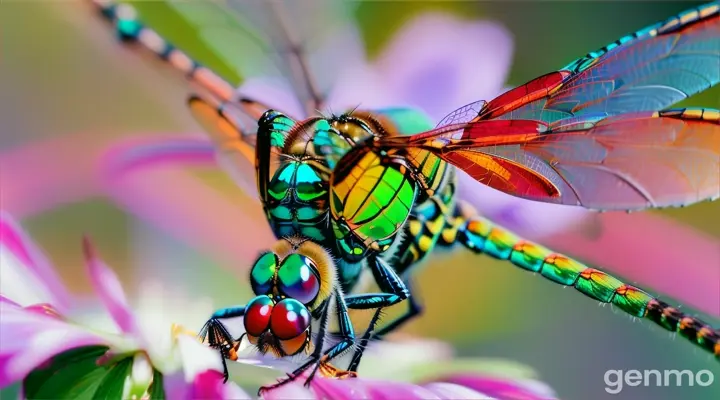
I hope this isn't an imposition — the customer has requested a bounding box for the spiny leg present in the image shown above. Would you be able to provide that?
[335,255,410,372]
[259,289,357,394]
[347,308,383,372]
[454,201,720,359]
[199,306,246,382]
[344,255,410,310]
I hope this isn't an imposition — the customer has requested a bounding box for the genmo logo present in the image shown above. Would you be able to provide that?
[604,369,715,394]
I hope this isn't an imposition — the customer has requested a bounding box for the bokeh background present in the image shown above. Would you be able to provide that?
[2,1,719,399]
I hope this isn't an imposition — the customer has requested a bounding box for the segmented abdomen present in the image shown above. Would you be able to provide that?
[458,214,720,357]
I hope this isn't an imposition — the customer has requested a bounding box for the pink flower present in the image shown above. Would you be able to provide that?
[226,336,557,399]
[0,211,249,399]
[0,211,558,399]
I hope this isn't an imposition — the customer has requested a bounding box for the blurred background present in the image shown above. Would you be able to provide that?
[2,1,719,399]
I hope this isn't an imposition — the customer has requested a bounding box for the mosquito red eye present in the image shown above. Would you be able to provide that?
[250,252,278,295]
[270,298,311,340]
[277,254,320,305]
[243,296,274,337]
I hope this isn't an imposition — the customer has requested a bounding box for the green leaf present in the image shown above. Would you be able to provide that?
[93,357,134,399]
[148,369,165,400]
[23,346,110,399]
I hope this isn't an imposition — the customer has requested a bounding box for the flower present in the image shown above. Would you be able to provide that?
[0,211,558,399]
[222,334,558,400]
[0,211,250,398]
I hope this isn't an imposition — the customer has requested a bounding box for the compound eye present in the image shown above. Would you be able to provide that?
[243,296,275,337]
[270,298,311,340]
[250,252,278,295]
[277,254,320,305]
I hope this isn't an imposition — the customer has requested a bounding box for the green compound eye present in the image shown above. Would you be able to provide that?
[277,254,321,305]
[250,252,279,295]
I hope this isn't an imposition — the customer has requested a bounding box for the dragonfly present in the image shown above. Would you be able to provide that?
[90,0,720,390]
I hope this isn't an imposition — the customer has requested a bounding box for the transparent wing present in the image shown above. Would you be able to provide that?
[377,108,720,211]
[436,2,719,125]
[166,0,361,116]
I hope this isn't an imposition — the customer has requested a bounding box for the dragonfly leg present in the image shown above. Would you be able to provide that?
[259,288,356,395]
[453,201,720,359]
[198,306,246,382]
[344,255,410,311]
[346,308,383,372]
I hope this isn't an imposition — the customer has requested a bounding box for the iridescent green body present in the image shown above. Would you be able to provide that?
[258,106,460,293]
[92,0,720,384]
[261,114,331,243]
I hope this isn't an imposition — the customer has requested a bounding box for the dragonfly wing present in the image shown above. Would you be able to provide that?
[168,0,361,116]
[492,3,719,121]
[380,109,720,210]
[187,94,260,199]
[436,2,719,125]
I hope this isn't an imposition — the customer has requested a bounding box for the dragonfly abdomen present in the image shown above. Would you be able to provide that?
[456,210,720,358]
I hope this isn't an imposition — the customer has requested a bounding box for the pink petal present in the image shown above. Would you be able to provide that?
[192,370,251,399]
[312,378,369,400]
[169,335,251,398]
[260,381,315,400]
[359,379,442,400]
[375,14,513,121]
[83,237,142,338]
[0,296,20,308]
[0,212,72,311]
[435,375,556,400]
[0,306,109,388]
[422,382,493,399]
[102,136,216,179]
[101,136,274,268]
[0,132,110,219]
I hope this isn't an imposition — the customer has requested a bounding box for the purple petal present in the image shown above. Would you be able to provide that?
[0,306,109,388]
[436,374,557,400]
[236,77,306,119]
[82,237,142,339]
[375,13,513,121]
[0,212,72,311]
[326,63,406,113]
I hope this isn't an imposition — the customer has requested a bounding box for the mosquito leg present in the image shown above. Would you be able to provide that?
[453,200,720,359]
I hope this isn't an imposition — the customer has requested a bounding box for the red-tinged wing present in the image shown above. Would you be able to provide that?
[377,108,720,210]
[438,2,719,126]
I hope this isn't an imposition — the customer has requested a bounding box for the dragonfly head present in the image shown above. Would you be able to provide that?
[244,238,335,356]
